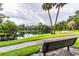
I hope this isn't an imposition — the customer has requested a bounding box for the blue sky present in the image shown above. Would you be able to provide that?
[2,3,79,26]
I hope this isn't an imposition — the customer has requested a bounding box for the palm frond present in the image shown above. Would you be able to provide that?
[42,3,52,11]
[55,3,67,8]
[52,3,57,6]
[60,3,67,8]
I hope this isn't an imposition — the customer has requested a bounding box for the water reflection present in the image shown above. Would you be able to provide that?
[16,32,37,39]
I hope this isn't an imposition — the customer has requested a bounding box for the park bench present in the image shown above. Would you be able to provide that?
[40,36,77,56]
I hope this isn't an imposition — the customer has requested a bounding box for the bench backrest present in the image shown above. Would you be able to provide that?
[42,36,77,53]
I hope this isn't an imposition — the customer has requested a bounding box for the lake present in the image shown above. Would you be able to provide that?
[16,33,38,39]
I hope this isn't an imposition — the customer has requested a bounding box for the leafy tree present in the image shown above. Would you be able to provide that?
[18,24,25,30]
[2,20,17,33]
[20,23,51,34]
[67,20,76,30]
[55,21,68,31]
[37,23,51,34]
[67,10,79,29]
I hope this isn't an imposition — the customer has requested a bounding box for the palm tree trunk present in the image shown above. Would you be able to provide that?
[54,5,60,34]
[48,9,53,34]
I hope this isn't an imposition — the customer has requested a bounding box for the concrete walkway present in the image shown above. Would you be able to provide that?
[0,40,42,53]
[0,36,79,56]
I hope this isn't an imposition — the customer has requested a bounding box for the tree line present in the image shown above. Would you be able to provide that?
[18,23,51,34]
[1,3,79,37]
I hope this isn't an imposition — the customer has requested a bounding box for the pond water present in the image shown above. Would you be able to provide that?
[16,32,38,39]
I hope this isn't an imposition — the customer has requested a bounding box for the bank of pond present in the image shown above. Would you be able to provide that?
[0,32,37,41]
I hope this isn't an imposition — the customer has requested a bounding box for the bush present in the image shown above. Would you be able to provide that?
[0,33,16,41]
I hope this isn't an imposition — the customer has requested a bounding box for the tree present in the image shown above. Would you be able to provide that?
[18,24,25,30]
[0,3,3,11]
[67,20,76,30]
[42,3,53,34]
[67,10,79,29]
[53,3,67,34]
[37,23,51,34]
[55,21,68,31]
[3,20,17,33]
[0,3,6,23]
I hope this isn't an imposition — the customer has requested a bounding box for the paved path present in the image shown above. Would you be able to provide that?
[0,36,79,56]
[0,40,42,53]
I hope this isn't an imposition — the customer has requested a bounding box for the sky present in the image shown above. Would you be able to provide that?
[1,3,79,26]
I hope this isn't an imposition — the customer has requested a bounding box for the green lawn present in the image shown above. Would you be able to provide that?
[0,44,41,56]
[54,30,79,48]
[0,38,79,56]
[0,33,77,47]
[0,30,79,56]
[68,30,79,48]
[73,38,79,48]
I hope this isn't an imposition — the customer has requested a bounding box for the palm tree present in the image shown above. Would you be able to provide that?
[42,3,55,34]
[53,3,67,34]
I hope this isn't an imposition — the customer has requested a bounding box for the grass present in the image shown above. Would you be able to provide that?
[0,38,78,56]
[69,30,79,34]
[55,30,79,48]
[69,30,79,48]
[0,30,79,56]
[0,33,77,47]
[0,44,41,56]
[73,38,79,48]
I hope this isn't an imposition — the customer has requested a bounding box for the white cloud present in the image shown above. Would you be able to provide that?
[2,3,47,25]
[2,3,79,26]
